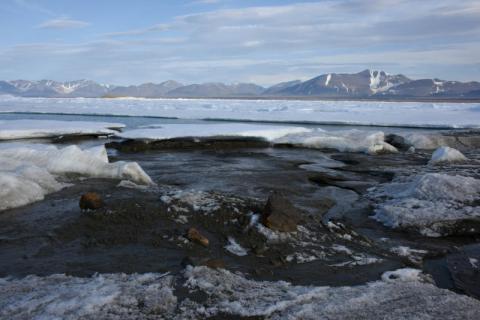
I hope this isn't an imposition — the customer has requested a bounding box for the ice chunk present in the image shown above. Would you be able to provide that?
[429,146,467,165]
[371,173,480,237]
[276,129,398,154]
[0,144,153,211]
[381,268,423,282]
[224,237,248,256]
[0,119,124,140]
[117,123,311,141]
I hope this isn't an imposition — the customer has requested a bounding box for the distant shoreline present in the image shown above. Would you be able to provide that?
[100,95,480,103]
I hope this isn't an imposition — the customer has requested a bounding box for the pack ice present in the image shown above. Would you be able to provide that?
[0,144,153,211]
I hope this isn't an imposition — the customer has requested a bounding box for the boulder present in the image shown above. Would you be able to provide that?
[261,192,302,232]
[187,227,209,247]
[385,134,412,152]
[79,192,104,210]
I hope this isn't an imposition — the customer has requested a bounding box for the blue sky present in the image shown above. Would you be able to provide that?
[0,0,479,85]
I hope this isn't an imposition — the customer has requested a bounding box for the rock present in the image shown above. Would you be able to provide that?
[203,259,225,269]
[261,192,302,232]
[187,227,209,247]
[79,192,104,210]
[385,134,412,152]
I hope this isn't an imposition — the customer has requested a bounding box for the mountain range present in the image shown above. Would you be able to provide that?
[1,70,479,99]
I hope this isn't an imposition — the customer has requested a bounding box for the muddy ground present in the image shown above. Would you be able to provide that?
[0,136,479,302]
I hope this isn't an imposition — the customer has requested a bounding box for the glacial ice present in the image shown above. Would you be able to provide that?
[0,119,124,140]
[371,173,480,237]
[0,144,153,211]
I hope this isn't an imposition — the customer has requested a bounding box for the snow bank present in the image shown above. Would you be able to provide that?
[0,144,153,211]
[371,173,480,237]
[117,123,311,141]
[429,146,467,165]
[1,97,479,129]
[0,120,124,140]
[2,267,480,319]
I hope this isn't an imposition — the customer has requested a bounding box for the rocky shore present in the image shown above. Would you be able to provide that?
[0,124,480,319]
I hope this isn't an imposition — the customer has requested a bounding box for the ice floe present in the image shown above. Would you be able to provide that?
[370,173,480,237]
[429,146,467,165]
[0,119,124,140]
[0,144,153,211]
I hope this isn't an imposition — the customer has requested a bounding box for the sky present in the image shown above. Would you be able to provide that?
[0,0,479,86]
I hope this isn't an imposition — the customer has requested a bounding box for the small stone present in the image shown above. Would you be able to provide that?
[262,192,302,232]
[187,227,209,247]
[79,192,104,210]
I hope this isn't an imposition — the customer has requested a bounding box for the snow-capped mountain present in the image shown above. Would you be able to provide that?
[0,71,479,99]
[274,70,411,97]
[6,80,113,97]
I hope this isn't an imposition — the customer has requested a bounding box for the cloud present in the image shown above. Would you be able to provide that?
[103,24,170,37]
[2,0,480,84]
[37,18,90,29]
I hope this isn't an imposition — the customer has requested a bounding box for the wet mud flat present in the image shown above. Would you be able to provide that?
[1,132,480,318]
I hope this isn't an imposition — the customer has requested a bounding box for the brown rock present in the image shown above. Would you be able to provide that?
[79,192,104,210]
[187,227,209,247]
[261,192,302,232]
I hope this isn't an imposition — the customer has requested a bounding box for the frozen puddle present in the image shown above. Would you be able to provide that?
[1,266,480,319]
[0,119,125,140]
[0,143,152,211]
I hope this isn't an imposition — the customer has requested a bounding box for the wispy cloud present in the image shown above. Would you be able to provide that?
[37,17,90,29]
[103,24,170,37]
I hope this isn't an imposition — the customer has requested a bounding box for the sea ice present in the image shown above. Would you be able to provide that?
[0,144,153,211]
[117,123,311,141]
[0,96,479,129]
[429,146,467,165]
[0,119,124,140]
